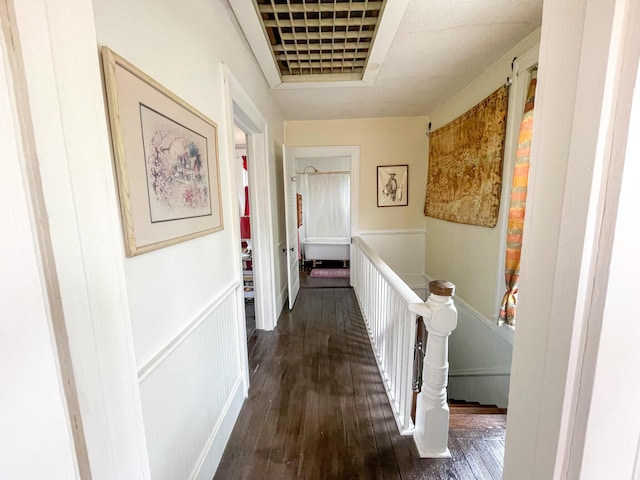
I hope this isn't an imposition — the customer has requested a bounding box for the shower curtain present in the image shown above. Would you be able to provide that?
[304,173,350,238]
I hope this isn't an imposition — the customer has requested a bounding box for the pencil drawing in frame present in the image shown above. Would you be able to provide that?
[377,164,408,207]
[101,47,223,257]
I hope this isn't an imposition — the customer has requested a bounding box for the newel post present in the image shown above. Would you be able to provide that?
[410,280,457,458]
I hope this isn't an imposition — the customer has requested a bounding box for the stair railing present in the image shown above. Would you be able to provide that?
[351,236,457,458]
[410,280,457,458]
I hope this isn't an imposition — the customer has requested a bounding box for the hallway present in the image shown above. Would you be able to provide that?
[215,287,505,479]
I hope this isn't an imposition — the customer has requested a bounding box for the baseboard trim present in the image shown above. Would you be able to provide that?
[190,377,245,480]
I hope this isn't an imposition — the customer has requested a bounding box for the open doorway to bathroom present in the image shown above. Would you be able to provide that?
[234,124,255,338]
[296,156,351,288]
[283,145,360,298]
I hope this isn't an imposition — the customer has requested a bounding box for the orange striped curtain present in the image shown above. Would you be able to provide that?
[499,76,537,326]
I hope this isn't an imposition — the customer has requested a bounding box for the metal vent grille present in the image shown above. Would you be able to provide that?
[254,0,386,82]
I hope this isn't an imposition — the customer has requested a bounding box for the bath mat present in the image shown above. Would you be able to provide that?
[309,268,350,278]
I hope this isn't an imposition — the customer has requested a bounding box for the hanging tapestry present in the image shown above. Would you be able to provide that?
[424,86,509,227]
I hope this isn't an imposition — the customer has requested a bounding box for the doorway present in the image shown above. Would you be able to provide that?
[225,67,278,332]
[297,156,351,288]
[282,146,360,303]
[233,124,255,338]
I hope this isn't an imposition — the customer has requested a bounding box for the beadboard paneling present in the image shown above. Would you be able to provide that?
[448,374,510,409]
[360,229,426,275]
[139,286,245,480]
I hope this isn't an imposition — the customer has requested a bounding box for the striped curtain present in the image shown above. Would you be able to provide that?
[499,74,537,326]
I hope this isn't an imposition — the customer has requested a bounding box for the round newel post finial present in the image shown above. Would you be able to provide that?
[429,280,455,297]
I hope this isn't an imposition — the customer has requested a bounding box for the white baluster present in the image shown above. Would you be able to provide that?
[353,237,452,436]
[410,280,457,458]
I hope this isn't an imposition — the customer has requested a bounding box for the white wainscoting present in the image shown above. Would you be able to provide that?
[137,283,247,480]
[359,230,427,298]
[448,374,511,409]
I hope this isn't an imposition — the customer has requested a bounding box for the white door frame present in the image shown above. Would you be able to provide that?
[559,0,640,476]
[284,145,360,236]
[6,1,150,477]
[223,66,278,331]
[504,0,640,477]
[1,8,87,475]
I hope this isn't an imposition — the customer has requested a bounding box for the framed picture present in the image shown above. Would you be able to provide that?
[101,47,223,256]
[377,165,408,207]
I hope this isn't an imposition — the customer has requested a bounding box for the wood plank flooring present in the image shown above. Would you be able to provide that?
[215,287,505,480]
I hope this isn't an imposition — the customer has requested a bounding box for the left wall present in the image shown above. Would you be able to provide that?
[93,0,285,365]
[11,0,284,478]
[92,1,285,478]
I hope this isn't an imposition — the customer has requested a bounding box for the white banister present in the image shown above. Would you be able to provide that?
[351,236,458,458]
[351,236,422,434]
[410,281,457,458]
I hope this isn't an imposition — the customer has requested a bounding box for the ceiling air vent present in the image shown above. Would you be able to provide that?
[253,0,387,83]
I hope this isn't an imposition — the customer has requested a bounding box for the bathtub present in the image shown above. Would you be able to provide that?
[303,237,350,266]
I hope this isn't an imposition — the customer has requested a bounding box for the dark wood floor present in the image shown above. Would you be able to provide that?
[216,287,505,480]
[245,300,255,339]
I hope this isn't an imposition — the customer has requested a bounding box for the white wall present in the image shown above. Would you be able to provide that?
[91,0,284,478]
[417,30,541,406]
[0,21,78,478]
[426,28,540,319]
[446,298,513,407]
[578,52,640,479]
[12,0,150,476]
[359,230,427,294]
[286,117,429,295]
[360,231,425,275]
[504,0,639,477]
[286,116,429,232]
[296,156,350,173]
[92,0,283,368]
[8,0,284,478]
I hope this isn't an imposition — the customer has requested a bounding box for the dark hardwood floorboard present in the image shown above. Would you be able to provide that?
[214,287,506,480]
[484,438,506,470]
[245,301,255,339]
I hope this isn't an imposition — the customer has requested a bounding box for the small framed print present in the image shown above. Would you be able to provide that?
[377,165,408,207]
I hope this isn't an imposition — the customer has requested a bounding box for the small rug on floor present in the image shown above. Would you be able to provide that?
[309,268,350,278]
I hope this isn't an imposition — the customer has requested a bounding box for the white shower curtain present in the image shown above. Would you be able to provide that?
[305,173,350,238]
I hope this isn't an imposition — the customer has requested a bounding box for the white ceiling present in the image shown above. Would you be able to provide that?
[233,0,543,120]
